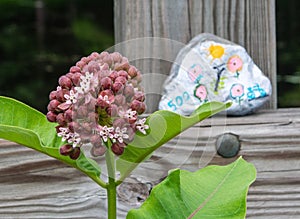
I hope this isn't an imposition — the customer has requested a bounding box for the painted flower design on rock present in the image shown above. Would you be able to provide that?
[188,64,203,83]
[194,84,208,102]
[227,55,243,78]
[230,83,244,105]
[46,52,148,159]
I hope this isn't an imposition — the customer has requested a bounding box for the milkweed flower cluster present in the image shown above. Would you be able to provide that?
[46,52,149,159]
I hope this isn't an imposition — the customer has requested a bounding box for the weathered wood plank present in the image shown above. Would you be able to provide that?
[114,0,191,112]
[0,108,299,218]
[0,140,108,219]
[114,0,277,111]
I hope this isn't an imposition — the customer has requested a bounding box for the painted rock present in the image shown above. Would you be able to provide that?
[159,33,272,116]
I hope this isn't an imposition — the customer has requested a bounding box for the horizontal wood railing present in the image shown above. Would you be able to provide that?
[1,108,299,218]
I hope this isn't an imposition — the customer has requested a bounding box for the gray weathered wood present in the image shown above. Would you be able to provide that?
[114,0,277,111]
[1,108,299,218]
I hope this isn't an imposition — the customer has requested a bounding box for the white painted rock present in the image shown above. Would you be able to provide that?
[159,33,272,116]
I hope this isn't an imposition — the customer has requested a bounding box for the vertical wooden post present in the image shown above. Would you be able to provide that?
[114,0,277,112]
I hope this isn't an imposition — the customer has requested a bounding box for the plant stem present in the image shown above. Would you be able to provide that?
[89,174,108,189]
[107,177,117,219]
[105,147,117,219]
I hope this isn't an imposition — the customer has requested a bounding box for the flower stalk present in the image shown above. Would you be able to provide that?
[107,179,117,219]
[105,143,117,219]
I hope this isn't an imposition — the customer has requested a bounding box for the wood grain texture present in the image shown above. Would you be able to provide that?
[0,108,299,218]
[114,0,277,111]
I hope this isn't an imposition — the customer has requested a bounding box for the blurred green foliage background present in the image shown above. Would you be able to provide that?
[0,0,299,112]
[276,0,300,107]
[0,0,113,113]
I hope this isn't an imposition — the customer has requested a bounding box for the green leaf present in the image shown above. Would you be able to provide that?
[0,96,101,184]
[127,157,256,219]
[116,101,231,183]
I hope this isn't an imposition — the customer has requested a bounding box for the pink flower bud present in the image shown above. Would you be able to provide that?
[76,105,88,117]
[114,62,129,71]
[111,142,126,155]
[113,118,126,128]
[101,63,110,71]
[114,94,126,106]
[71,72,82,86]
[90,52,100,59]
[76,60,85,69]
[118,70,128,79]
[81,57,89,63]
[68,121,79,132]
[115,76,127,85]
[124,85,134,99]
[59,76,72,89]
[56,113,66,126]
[86,56,93,62]
[47,99,60,112]
[87,61,101,73]
[135,71,142,83]
[100,77,112,90]
[79,133,91,143]
[112,82,124,93]
[64,108,73,122]
[122,57,129,63]
[65,73,73,79]
[103,55,113,66]
[60,144,73,156]
[130,79,138,87]
[56,89,68,102]
[99,51,109,59]
[90,134,102,146]
[70,66,81,73]
[46,111,57,122]
[125,126,135,142]
[109,71,119,81]
[86,97,97,111]
[111,52,122,63]
[106,104,118,117]
[49,91,57,100]
[81,122,92,133]
[133,91,145,102]
[88,112,97,122]
[128,66,138,78]
[131,100,146,114]
[114,58,130,71]
[91,145,106,157]
[70,147,81,160]
[96,98,110,109]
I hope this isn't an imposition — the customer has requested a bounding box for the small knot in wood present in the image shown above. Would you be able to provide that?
[216,133,240,158]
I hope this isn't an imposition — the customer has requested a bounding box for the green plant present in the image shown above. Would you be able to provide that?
[0,51,256,219]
